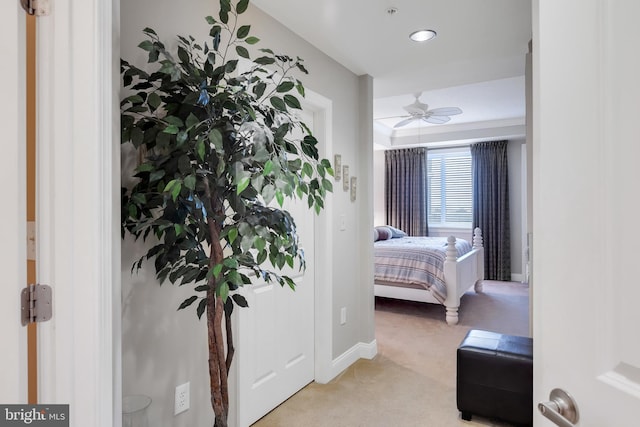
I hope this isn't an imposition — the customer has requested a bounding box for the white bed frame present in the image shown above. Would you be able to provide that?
[374,227,485,325]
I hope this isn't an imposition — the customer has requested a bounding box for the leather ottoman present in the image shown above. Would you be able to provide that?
[456,329,533,426]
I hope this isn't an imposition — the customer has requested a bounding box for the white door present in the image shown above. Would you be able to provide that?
[533,1,640,425]
[0,0,28,403]
[236,110,316,427]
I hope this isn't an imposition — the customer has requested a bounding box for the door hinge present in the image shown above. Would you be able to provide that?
[21,284,52,326]
[20,0,50,16]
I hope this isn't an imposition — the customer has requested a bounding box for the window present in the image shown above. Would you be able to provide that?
[427,147,472,227]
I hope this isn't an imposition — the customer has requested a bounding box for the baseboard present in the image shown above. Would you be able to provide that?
[315,339,378,384]
[511,273,525,282]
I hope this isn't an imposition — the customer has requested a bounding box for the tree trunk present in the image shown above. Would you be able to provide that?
[204,179,233,426]
[207,289,227,426]
[206,214,231,426]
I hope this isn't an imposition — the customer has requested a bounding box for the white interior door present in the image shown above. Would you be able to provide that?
[236,110,316,427]
[0,0,28,403]
[533,1,640,425]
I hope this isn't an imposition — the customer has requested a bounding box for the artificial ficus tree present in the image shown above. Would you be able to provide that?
[120,1,333,426]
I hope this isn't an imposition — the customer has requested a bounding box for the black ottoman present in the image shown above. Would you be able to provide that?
[456,329,533,426]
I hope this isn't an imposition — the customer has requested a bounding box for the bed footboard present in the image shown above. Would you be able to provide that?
[442,228,484,325]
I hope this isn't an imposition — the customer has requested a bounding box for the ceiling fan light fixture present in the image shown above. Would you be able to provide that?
[409,29,437,42]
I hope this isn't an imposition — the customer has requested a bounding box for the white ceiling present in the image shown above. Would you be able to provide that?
[252,0,532,146]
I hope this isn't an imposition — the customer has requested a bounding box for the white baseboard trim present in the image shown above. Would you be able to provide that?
[511,273,525,282]
[315,339,378,384]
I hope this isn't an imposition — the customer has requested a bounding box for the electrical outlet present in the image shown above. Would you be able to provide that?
[174,382,190,415]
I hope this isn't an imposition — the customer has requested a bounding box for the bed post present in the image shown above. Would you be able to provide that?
[473,227,484,293]
[444,236,459,325]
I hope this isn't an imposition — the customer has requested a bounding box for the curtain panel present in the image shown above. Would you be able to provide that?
[471,140,511,281]
[384,148,428,236]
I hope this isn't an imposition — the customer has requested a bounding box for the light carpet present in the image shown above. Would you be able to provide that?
[253,280,530,427]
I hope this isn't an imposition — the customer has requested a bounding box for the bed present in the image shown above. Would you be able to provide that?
[374,226,485,325]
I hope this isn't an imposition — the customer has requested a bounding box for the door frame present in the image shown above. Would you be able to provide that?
[35,0,120,425]
[1,0,28,404]
[303,90,335,385]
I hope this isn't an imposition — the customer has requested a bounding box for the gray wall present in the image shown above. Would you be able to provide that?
[120,1,374,425]
[372,138,526,280]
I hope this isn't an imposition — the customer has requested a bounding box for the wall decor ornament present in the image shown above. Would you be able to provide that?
[334,154,342,181]
[350,177,357,202]
[343,165,349,191]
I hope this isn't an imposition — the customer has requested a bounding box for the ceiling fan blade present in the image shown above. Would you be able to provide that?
[375,114,410,120]
[394,117,420,128]
[428,107,462,116]
[422,115,451,125]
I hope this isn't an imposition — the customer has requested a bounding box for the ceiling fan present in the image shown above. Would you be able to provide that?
[382,92,463,128]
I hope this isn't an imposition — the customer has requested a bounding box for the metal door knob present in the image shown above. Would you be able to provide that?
[538,388,579,427]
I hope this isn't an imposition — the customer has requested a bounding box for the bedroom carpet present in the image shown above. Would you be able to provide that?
[252,280,530,427]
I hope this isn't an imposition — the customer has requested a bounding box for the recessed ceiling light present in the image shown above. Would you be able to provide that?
[409,29,437,42]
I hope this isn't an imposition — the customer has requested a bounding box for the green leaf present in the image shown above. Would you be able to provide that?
[138,40,154,52]
[223,258,238,269]
[178,46,190,63]
[142,27,157,36]
[196,299,207,319]
[263,159,274,176]
[270,96,287,111]
[237,176,250,194]
[165,116,184,127]
[197,140,206,161]
[149,169,165,182]
[237,25,251,39]
[184,174,196,190]
[276,81,295,93]
[124,94,144,105]
[178,295,198,310]
[186,113,199,130]
[254,56,275,66]
[275,189,284,207]
[256,250,267,264]
[209,128,223,151]
[131,127,144,147]
[253,82,267,98]
[228,227,238,244]
[164,125,179,135]
[283,94,302,109]
[322,178,333,192]
[236,45,250,59]
[232,294,249,308]
[302,162,313,178]
[255,237,266,252]
[212,263,223,279]
[251,175,265,192]
[218,282,230,301]
[245,36,260,45]
[176,131,188,146]
[236,0,249,13]
[164,179,182,201]
[205,15,216,25]
[147,92,161,110]
[262,184,276,204]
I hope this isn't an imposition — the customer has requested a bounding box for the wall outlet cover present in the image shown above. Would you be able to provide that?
[174,382,190,415]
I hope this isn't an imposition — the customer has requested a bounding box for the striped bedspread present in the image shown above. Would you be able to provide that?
[374,236,473,303]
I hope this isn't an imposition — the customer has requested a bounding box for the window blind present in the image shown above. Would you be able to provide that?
[427,148,472,226]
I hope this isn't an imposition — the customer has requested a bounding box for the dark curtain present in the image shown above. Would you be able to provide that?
[471,140,511,281]
[384,148,428,236]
